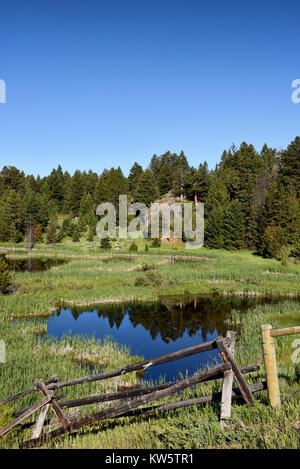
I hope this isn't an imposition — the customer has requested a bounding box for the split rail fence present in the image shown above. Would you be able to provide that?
[261,324,300,408]
[0,331,266,448]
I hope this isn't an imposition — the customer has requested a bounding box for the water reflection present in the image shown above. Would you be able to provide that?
[7,257,68,272]
[48,294,299,382]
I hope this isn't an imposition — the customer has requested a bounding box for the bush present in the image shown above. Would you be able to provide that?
[72,226,80,242]
[145,244,149,252]
[100,237,111,249]
[0,255,12,294]
[0,404,20,448]
[279,245,290,266]
[151,238,161,248]
[261,223,286,258]
[129,241,138,252]
[87,225,96,242]
[135,270,163,287]
[140,263,155,271]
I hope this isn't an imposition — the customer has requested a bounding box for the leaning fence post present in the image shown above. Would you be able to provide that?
[261,324,281,408]
[220,331,236,428]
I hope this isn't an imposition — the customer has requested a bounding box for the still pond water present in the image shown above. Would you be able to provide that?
[44,295,298,383]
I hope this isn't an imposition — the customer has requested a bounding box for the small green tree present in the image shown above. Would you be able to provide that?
[0,255,12,294]
[129,241,138,252]
[100,237,111,249]
[151,238,161,248]
[261,223,286,258]
[46,217,58,244]
[87,224,95,242]
[72,225,80,242]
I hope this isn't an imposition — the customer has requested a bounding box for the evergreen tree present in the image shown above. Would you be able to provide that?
[278,136,300,196]
[190,162,211,203]
[135,169,158,206]
[47,165,65,211]
[72,225,80,242]
[5,190,23,242]
[0,255,12,293]
[78,192,94,231]
[22,188,42,229]
[0,204,10,241]
[94,171,111,206]
[205,176,230,215]
[87,224,95,242]
[46,217,58,244]
[0,166,25,194]
[69,170,85,216]
[205,205,224,249]
[128,163,143,197]
[100,237,111,249]
[223,200,245,250]
[158,163,173,197]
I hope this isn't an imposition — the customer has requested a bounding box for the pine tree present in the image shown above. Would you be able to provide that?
[5,189,23,242]
[223,200,245,250]
[72,225,80,242]
[47,165,65,211]
[128,163,143,197]
[158,163,173,196]
[278,136,300,196]
[135,169,158,206]
[94,171,111,206]
[69,170,84,216]
[87,224,95,242]
[0,255,12,293]
[0,204,10,241]
[46,217,58,244]
[188,162,211,203]
[205,205,224,249]
[79,192,94,230]
[205,176,230,215]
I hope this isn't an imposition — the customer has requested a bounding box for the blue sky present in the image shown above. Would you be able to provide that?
[0,0,299,177]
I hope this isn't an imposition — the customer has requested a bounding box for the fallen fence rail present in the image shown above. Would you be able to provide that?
[0,332,265,448]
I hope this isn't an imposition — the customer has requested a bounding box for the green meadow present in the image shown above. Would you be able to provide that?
[0,241,299,449]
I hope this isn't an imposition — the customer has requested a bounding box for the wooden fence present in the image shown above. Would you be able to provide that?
[0,331,266,448]
[261,324,300,408]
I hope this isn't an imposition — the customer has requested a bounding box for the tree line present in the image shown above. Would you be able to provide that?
[0,136,299,259]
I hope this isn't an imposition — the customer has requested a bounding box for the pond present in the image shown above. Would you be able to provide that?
[6,257,69,272]
[44,295,299,383]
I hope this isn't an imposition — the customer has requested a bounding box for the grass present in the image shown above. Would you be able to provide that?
[0,240,299,449]
[0,241,299,319]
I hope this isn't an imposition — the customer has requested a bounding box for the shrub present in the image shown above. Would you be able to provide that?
[135,270,163,287]
[0,404,20,448]
[279,245,290,266]
[100,237,111,249]
[129,241,138,252]
[87,225,96,242]
[151,238,161,248]
[46,217,58,244]
[72,225,80,242]
[0,255,12,294]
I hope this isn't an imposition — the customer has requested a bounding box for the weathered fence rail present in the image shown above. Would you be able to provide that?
[0,333,265,449]
[261,324,300,408]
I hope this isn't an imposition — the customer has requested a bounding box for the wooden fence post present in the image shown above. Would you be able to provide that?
[261,324,281,408]
[220,331,236,428]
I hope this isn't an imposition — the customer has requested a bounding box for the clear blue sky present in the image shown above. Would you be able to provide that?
[0,0,299,177]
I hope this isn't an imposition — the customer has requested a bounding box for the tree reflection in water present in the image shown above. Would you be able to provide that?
[66,295,284,345]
